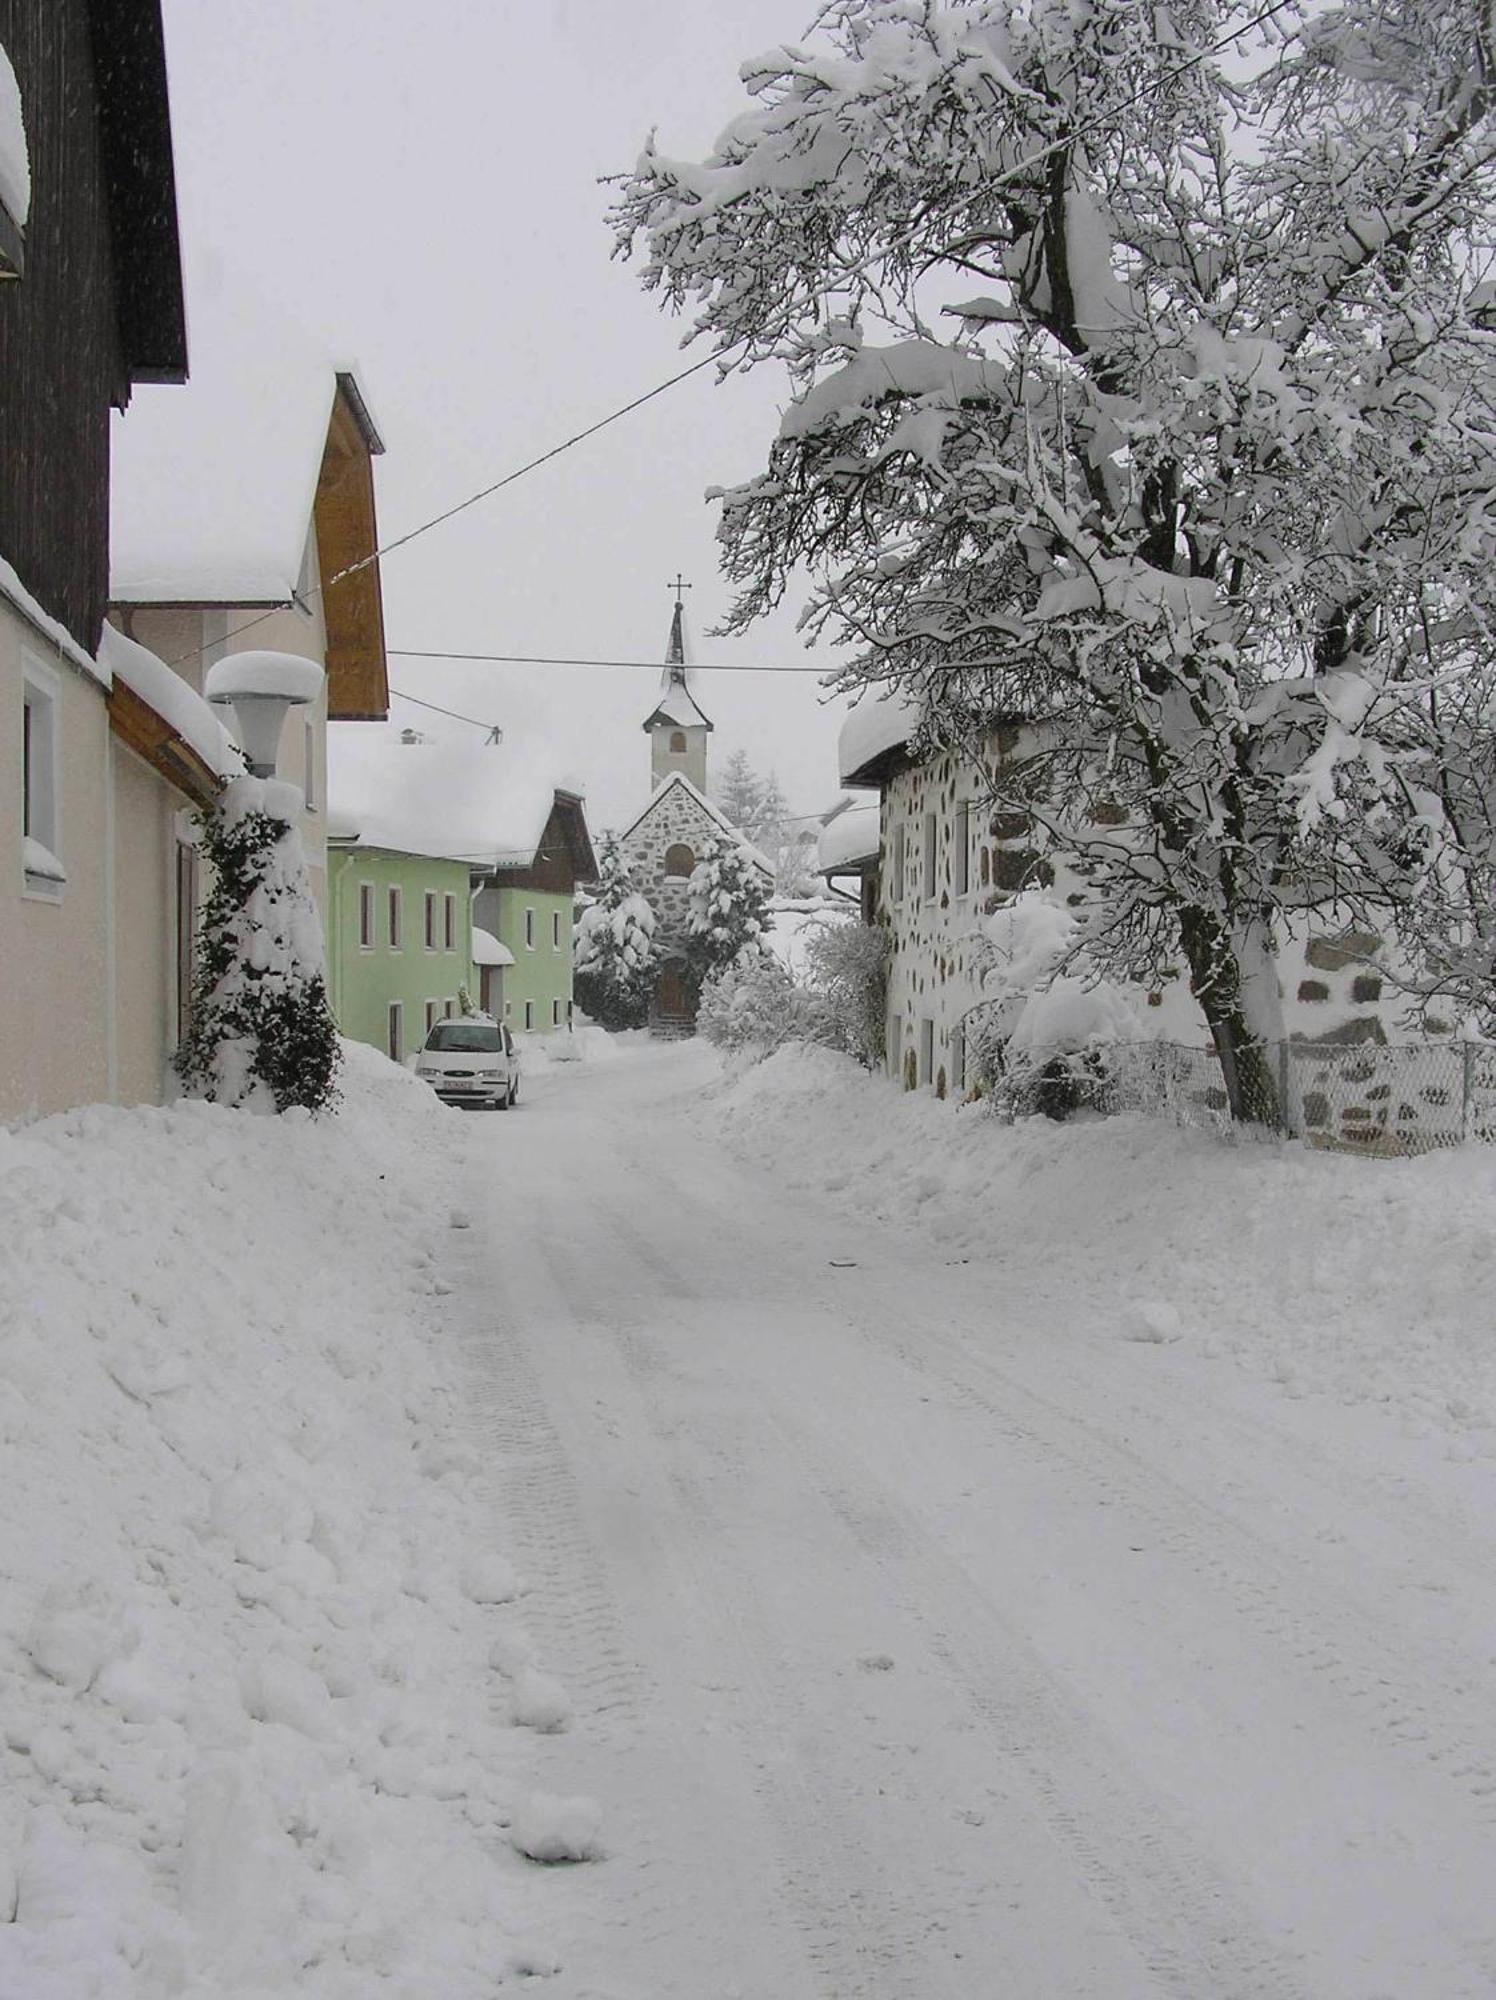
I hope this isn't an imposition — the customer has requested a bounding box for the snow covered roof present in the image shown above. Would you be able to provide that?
[817,799,881,875]
[99,624,240,780]
[1,555,106,685]
[327,725,585,870]
[471,926,515,969]
[109,269,357,606]
[618,770,775,877]
[838,688,923,787]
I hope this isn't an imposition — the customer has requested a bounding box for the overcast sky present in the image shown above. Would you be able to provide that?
[157,0,857,836]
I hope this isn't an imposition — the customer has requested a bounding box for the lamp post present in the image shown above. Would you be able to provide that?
[204,650,325,780]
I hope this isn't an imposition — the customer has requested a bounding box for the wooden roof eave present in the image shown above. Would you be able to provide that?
[314,381,389,722]
[107,678,222,808]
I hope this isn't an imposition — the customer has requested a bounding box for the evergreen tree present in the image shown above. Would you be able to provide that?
[686,833,771,987]
[573,834,658,1029]
[713,749,765,836]
[175,778,341,1113]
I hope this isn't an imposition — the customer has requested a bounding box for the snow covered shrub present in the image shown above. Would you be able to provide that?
[686,835,770,989]
[175,778,340,1113]
[697,951,820,1056]
[803,921,888,1070]
[574,834,658,1030]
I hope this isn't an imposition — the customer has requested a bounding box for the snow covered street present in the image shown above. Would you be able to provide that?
[465,1038,1496,2000]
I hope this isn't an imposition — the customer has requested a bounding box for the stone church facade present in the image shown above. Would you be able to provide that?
[617,590,772,1031]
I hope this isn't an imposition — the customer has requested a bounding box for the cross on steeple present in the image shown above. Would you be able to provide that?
[668,574,692,607]
[665,574,692,670]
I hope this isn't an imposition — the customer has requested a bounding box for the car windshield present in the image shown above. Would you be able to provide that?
[424,1023,503,1053]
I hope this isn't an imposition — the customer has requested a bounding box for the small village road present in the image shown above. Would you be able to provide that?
[453,1040,1496,2000]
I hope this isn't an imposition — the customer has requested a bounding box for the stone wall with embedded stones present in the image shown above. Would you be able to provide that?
[620,780,772,953]
[876,732,1413,1100]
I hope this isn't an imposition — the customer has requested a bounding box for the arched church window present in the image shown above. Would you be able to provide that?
[669,731,688,754]
[664,843,696,878]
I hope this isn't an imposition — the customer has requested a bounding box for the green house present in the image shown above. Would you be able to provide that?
[326,728,596,1055]
[472,790,595,1035]
[326,835,477,1064]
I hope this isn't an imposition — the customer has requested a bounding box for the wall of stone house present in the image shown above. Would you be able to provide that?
[620,787,727,949]
[878,732,1409,1099]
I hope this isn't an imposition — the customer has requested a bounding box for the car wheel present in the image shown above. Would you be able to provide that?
[509,1078,520,1105]
[495,1091,511,1110]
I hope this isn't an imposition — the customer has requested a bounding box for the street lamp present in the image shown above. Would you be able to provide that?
[204,650,325,779]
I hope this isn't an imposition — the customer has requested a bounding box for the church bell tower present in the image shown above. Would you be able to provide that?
[642,576,713,792]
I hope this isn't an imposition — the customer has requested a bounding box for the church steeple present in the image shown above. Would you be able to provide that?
[643,575,713,791]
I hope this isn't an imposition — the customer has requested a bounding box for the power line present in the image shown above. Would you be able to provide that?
[388,686,506,729]
[388,647,832,674]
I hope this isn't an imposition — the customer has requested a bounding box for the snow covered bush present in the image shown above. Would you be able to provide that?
[573,834,658,1030]
[802,921,888,1070]
[613,0,1496,1123]
[698,950,828,1057]
[175,778,340,1113]
[685,834,770,989]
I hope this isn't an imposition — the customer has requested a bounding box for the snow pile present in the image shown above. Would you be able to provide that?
[0,1045,562,1996]
[710,1043,1496,1447]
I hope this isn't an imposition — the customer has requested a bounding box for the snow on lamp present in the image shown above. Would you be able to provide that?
[204,651,324,780]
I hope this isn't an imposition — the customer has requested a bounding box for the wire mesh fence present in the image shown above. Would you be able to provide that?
[966,1014,1496,1156]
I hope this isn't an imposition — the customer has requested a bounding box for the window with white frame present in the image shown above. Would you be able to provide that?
[388,885,402,949]
[21,657,64,898]
[358,882,375,949]
[424,891,437,950]
[953,802,970,897]
[444,891,456,951]
[951,1024,966,1095]
[890,822,905,905]
[444,998,455,1018]
[922,812,938,900]
[524,999,534,1029]
[552,909,561,950]
[552,997,561,1025]
[920,1017,934,1086]
[425,998,439,1037]
[387,1002,403,1063]
[525,907,535,950]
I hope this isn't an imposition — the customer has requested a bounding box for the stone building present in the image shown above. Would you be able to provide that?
[617,589,772,1031]
[837,692,1405,1104]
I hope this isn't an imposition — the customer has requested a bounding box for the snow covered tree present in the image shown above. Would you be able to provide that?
[685,833,771,986]
[175,778,340,1113]
[573,834,658,1029]
[714,749,768,837]
[613,0,1496,1121]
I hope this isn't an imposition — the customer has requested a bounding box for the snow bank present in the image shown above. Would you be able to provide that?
[0,1044,556,1996]
[710,1044,1496,1448]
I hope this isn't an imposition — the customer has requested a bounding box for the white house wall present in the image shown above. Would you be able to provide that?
[2,595,112,1118]
[117,520,330,918]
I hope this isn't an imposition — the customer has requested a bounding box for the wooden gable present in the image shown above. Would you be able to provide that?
[313,373,388,722]
[107,678,219,807]
[498,793,597,894]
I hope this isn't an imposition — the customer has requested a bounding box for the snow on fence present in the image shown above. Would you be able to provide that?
[969,1023,1496,1155]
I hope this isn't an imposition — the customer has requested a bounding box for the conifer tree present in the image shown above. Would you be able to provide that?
[573,834,658,1029]
[175,778,340,1112]
[686,833,770,987]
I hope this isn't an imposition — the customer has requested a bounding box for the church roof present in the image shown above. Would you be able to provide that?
[642,593,713,733]
[617,770,775,878]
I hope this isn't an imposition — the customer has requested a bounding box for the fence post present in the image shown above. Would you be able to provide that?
[1462,1042,1476,1144]
[1278,1041,1292,1139]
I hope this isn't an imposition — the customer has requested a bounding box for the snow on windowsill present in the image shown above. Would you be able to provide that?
[22,835,66,897]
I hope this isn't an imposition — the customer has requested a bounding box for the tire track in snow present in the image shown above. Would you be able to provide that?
[555,1193,1298,2000]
